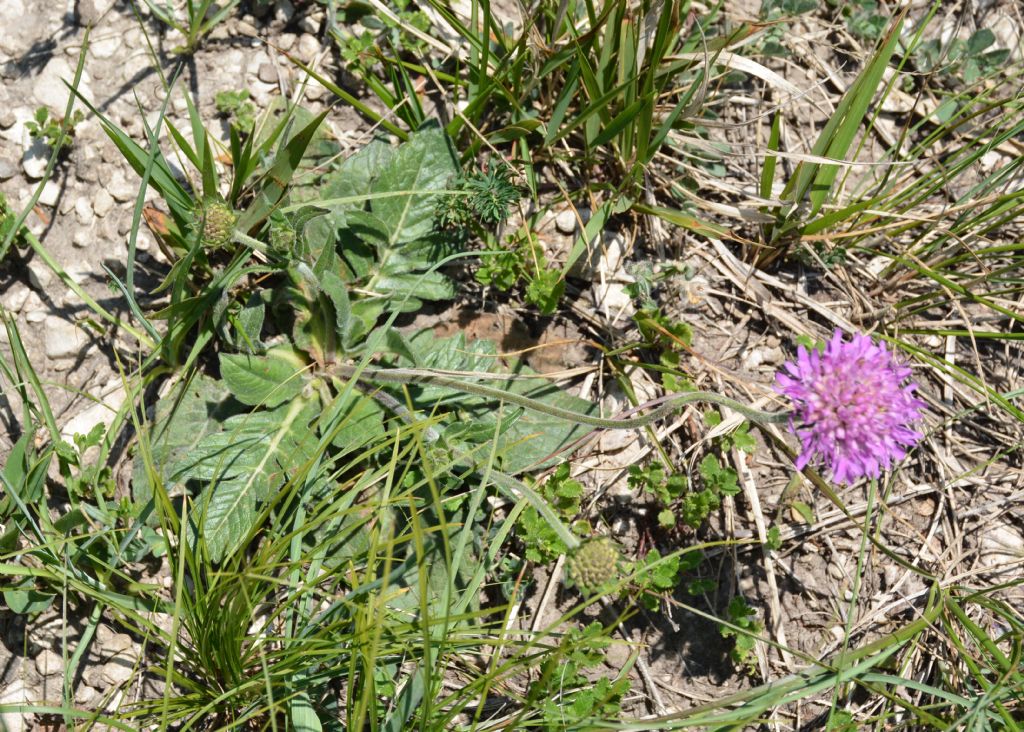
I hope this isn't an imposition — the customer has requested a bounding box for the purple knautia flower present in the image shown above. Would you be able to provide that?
[775,330,925,484]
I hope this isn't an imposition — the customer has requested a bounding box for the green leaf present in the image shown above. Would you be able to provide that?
[219,347,307,407]
[0,433,31,515]
[643,550,680,591]
[320,139,395,214]
[966,29,995,55]
[791,499,815,524]
[133,374,239,504]
[289,692,323,732]
[699,453,739,496]
[174,399,319,562]
[731,424,757,454]
[319,270,352,346]
[4,584,54,615]
[235,109,329,233]
[398,332,596,473]
[370,127,457,244]
[234,292,265,350]
[323,388,386,454]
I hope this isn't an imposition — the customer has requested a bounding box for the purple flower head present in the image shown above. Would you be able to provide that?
[775,330,925,484]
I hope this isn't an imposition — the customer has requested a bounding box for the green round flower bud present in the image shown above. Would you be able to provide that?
[194,197,236,250]
[566,538,621,595]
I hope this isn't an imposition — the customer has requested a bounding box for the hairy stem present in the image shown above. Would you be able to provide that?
[335,364,791,429]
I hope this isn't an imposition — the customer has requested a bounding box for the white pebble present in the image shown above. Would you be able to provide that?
[296,33,320,62]
[44,316,89,359]
[21,139,49,179]
[3,286,30,312]
[27,258,53,290]
[108,171,137,202]
[34,648,63,678]
[93,188,114,217]
[554,208,577,234]
[75,196,94,225]
[38,179,61,207]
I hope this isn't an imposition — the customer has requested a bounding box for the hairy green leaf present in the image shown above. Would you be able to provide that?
[219,347,308,407]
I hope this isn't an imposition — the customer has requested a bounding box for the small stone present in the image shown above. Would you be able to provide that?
[100,657,134,684]
[297,10,323,34]
[21,139,49,179]
[220,49,245,76]
[249,80,278,106]
[296,33,320,62]
[108,172,137,202]
[602,639,632,671]
[73,229,91,247]
[75,150,100,183]
[43,316,89,359]
[121,52,151,83]
[76,0,116,26]
[65,263,90,285]
[236,19,258,36]
[61,290,82,308]
[275,0,295,24]
[0,0,31,57]
[569,230,626,280]
[75,196,94,225]
[277,32,297,51]
[0,678,30,732]
[257,62,278,84]
[207,22,230,41]
[35,648,63,677]
[90,34,120,58]
[38,179,61,207]
[590,281,634,319]
[742,348,764,370]
[0,109,16,129]
[0,157,16,179]
[0,108,33,144]
[76,684,98,706]
[27,258,53,290]
[33,56,93,111]
[95,624,134,656]
[93,187,114,217]
[24,209,45,237]
[3,285,30,312]
[303,81,326,102]
[598,429,634,453]
[761,346,784,365]
[25,309,47,324]
[554,208,577,234]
